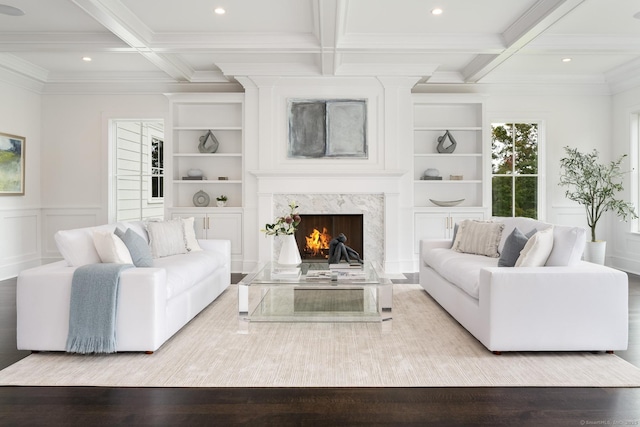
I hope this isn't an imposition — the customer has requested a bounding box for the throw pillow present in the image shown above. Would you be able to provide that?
[498,228,537,267]
[146,219,188,258]
[181,217,203,252]
[452,220,504,258]
[115,227,154,267]
[92,230,134,264]
[515,226,554,267]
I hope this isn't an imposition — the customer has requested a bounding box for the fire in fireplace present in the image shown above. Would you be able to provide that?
[295,214,364,261]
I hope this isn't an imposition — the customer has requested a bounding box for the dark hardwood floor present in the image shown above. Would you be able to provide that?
[1,272,639,426]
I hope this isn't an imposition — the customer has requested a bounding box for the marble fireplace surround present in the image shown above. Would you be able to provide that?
[254,171,404,272]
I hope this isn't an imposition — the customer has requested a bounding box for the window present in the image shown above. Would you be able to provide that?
[491,123,540,219]
[112,120,164,222]
[149,131,164,201]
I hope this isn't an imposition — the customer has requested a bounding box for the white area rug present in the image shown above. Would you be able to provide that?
[2,284,640,388]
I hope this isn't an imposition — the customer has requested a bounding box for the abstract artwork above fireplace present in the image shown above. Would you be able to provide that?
[287,99,367,159]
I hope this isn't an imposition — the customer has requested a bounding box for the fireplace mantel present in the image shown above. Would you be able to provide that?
[250,170,406,178]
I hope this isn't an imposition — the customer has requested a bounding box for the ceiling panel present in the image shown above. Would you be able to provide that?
[343,0,539,35]
[0,0,109,32]
[120,0,315,33]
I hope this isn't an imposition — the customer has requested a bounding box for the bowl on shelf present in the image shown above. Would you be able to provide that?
[429,198,465,207]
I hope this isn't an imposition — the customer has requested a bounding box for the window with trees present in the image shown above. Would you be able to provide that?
[491,123,539,219]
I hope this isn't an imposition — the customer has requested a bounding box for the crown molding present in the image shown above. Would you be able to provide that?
[606,57,640,94]
[0,53,48,82]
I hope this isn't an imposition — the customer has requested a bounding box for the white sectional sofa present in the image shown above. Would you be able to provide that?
[17,219,231,353]
[419,216,629,353]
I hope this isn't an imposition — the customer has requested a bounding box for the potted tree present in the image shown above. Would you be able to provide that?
[559,146,637,264]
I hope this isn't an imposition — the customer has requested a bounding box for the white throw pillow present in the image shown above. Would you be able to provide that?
[54,224,115,267]
[452,220,504,258]
[515,226,554,267]
[92,230,134,264]
[146,219,188,258]
[181,217,202,252]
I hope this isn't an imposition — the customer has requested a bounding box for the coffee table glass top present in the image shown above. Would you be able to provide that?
[237,261,392,326]
[242,261,384,286]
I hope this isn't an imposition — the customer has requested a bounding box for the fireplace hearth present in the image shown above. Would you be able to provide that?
[295,214,364,262]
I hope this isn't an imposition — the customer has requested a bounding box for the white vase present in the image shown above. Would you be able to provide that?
[216,200,226,207]
[583,241,606,265]
[277,234,302,266]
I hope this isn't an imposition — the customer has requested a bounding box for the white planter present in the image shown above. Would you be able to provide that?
[277,234,302,266]
[583,241,606,265]
[216,201,226,207]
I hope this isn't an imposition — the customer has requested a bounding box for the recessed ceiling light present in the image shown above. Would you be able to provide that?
[562,58,572,63]
[431,8,443,15]
[214,7,225,15]
[0,4,25,16]
[82,56,92,62]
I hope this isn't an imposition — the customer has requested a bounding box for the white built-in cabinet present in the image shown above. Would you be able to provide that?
[412,95,489,249]
[165,93,244,266]
[170,209,243,256]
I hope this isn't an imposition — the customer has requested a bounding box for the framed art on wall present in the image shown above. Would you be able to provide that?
[0,132,25,195]
[288,99,367,159]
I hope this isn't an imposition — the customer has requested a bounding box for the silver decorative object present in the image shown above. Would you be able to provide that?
[193,190,210,207]
[436,130,457,153]
[198,130,219,153]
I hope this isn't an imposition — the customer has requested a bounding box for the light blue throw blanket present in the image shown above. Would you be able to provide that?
[66,263,133,354]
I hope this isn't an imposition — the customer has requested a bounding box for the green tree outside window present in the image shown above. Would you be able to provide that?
[491,123,539,219]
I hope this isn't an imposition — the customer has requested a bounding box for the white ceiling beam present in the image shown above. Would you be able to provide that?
[72,0,194,81]
[462,0,586,83]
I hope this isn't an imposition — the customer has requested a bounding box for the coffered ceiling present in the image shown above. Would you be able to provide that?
[1,0,639,93]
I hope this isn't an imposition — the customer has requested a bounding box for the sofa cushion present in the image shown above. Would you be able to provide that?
[146,219,188,258]
[498,227,537,267]
[115,227,153,267]
[55,224,118,267]
[493,217,586,266]
[515,226,554,267]
[181,217,203,252]
[423,248,498,299]
[452,220,504,258]
[545,225,586,266]
[92,230,134,264]
[153,250,226,299]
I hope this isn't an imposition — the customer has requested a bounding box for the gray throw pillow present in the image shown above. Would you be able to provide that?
[115,227,153,268]
[498,227,536,267]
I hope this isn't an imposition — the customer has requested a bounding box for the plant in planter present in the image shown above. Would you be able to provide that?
[216,195,227,207]
[559,146,637,245]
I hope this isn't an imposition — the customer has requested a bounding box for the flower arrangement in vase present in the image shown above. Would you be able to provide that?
[261,201,302,266]
[261,201,301,236]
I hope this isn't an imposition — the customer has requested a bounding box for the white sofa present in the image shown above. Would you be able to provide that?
[419,217,628,353]
[17,220,231,353]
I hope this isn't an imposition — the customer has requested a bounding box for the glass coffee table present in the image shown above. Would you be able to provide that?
[238,261,392,332]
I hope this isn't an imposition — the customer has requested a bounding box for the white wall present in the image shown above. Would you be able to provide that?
[486,92,612,229]
[39,94,168,262]
[610,85,640,274]
[0,76,625,277]
[0,79,41,279]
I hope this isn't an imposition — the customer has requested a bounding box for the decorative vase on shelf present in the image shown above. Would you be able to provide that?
[277,234,301,266]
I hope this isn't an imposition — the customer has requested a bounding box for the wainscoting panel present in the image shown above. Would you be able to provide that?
[0,209,40,280]
[42,208,102,261]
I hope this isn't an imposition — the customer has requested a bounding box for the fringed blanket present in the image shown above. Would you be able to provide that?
[66,263,133,354]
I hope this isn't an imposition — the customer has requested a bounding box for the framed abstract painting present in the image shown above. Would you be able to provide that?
[288,99,367,159]
[0,132,25,195]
